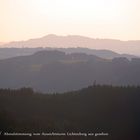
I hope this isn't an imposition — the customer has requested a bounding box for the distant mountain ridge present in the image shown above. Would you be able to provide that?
[55,47,136,60]
[0,50,140,92]
[0,47,137,60]
[0,34,140,56]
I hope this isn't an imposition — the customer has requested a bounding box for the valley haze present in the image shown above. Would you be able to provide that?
[0,50,139,93]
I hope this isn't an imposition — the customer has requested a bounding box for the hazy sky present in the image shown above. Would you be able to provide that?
[0,0,140,42]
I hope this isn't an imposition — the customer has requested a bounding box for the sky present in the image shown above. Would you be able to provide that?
[0,0,140,42]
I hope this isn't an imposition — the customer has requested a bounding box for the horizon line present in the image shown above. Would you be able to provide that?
[1,34,140,44]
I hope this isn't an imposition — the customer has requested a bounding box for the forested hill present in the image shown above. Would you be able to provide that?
[0,85,140,140]
[0,50,140,92]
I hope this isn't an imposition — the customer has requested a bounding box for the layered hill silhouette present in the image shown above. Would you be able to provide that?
[0,47,137,60]
[0,34,139,59]
[0,50,140,92]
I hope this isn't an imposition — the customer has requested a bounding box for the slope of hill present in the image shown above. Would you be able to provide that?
[0,50,140,92]
[56,47,136,60]
[0,34,140,56]
[0,47,137,60]
[0,85,140,139]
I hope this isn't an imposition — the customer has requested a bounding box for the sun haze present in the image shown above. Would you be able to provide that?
[0,0,140,42]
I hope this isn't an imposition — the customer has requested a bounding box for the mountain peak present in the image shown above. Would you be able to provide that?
[42,34,59,39]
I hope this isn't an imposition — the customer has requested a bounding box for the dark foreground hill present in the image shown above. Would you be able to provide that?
[0,85,140,140]
[0,50,140,92]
